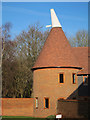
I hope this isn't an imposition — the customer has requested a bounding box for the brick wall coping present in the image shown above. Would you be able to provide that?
[58,99,89,102]
[0,98,33,99]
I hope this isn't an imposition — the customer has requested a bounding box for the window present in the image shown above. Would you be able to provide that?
[35,97,38,109]
[73,97,76,100]
[83,76,88,85]
[59,73,64,83]
[72,73,76,84]
[44,98,49,109]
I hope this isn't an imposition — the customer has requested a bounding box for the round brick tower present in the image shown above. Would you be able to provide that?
[32,9,82,118]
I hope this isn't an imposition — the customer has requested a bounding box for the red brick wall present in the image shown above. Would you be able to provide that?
[33,68,79,118]
[57,99,88,118]
[1,98,33,116]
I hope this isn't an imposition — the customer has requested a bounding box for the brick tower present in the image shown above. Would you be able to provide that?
[32,9,82,118]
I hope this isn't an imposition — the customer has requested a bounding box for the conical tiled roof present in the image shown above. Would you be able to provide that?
[33,27,81,69]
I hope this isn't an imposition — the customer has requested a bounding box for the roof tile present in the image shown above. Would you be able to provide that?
[33,27,81,69]
[72,47,88,74]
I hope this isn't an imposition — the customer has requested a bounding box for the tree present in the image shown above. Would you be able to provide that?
[2,23,18,98]
[69,30,88,47]
[2,22,49,98]
[0,25,2,97]
[2,41,18,98]
[13,23,49,98]
[2,22,12,53]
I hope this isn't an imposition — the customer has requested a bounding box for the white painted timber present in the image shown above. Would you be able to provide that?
[50,9,62,28]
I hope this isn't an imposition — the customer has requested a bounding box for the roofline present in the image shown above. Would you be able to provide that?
[73,47,88,48]
[77,74,89,76]
[31,66,82,71]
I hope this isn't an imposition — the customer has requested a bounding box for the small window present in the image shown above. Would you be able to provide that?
[83,76,88,85]
[72,73,76,84]
[73,97,76,100]
[44,98,49,109]
[35,97,38,109]
[59,74,64,83]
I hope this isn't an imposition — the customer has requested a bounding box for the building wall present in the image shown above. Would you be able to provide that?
[2,98,33,117]
[57,99,88,118]
[78,76,83,86]
[77,76,88,98]
[33,68,79,118]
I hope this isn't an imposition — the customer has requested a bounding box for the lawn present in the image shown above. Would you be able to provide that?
[2,116,52,120]
[2,116,87,120]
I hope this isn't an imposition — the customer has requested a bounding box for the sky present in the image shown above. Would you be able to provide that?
[2,2,88,39]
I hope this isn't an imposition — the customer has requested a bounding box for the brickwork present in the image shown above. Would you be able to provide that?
[57,99,88,118]
[2,98,33,116]
[33,68,79,118]
[32,17,88,118]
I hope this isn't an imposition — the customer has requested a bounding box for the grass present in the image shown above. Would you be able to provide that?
[1,116,51,120]
[1,116,88,120]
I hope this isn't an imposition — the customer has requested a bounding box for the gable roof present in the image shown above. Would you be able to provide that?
[33,27,82,70]
[72,47,88,74]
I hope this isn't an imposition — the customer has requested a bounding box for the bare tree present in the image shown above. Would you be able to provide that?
[12,23,49,98]
[69,30,88,47]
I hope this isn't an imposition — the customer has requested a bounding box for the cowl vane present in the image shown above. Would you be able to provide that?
[46,9,62,28]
